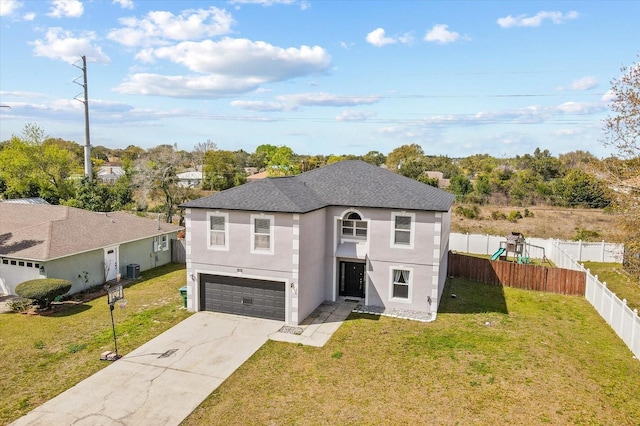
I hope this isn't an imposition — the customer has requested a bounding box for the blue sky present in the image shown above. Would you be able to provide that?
[0,0,638,158]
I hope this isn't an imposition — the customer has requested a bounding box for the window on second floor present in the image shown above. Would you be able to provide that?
[391,212,415,248]
[207,212,228,250]
[342,212,367,239]
[251,214,274,254]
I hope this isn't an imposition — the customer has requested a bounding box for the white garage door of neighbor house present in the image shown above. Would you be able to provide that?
[0,260,42,295]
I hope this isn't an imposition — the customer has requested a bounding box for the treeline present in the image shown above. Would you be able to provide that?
[0,124,617,223]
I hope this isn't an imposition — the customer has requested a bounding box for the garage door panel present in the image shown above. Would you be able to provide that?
[200,274,285,321]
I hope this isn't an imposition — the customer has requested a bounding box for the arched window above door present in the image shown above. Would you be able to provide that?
[341,211,367,238]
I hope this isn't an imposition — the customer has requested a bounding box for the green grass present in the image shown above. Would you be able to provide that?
[582,262,640,311]
[0,263,191,424]
[183,278,640,426]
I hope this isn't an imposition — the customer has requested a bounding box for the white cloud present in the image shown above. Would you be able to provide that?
[30,27,110,64]
[108,7,235,47]
[23,11,35,20]
[112,0,134,10]
[117,37,331,98]
[150,38,331,78]
[570,76,598,90]
[497,11,579,28]
[366,28,396,47]
[276,92,380,107]
[335,110,376,122]
[377,99,607,141]
[0,0,22,16]
[554,101,604,115]
[424,24,464,44]
[47,0,84,18]
[602,90,617,103]
[230,100,296,112]
[228,0,296,6]
[113,73,266,98]
[0,90,47,99]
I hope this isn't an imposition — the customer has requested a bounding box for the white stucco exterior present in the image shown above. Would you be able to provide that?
[185,205,452,325]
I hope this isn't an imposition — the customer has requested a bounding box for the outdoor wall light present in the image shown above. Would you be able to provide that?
[189,273,196,281]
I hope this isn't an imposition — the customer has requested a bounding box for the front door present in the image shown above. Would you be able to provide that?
[104,247,118,282]
[339,261,365,298]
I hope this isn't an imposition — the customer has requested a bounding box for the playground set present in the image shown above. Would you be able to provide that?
[490,232,550,265]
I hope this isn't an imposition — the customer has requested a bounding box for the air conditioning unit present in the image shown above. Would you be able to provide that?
[127,264,140,279]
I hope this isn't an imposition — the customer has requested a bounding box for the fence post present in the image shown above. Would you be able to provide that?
[601,240,606,262]
[621,299,628,333]
[632,309,638,358]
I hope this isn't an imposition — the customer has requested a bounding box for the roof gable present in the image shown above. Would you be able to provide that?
[182,160,454,213]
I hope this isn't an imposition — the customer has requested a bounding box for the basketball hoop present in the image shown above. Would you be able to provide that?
[104,283,125,360]
[107,284,124,305]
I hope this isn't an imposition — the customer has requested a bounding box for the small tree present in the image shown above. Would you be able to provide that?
[15,278,72,309]
[601,55,640,276]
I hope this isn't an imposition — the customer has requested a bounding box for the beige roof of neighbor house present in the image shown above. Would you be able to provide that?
[246,170,269,182]
[0,204,182,261]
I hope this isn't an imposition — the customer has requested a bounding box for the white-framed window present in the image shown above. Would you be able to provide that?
[341,212,367,239]
[389,267,412,301]
[251,214,274,254]
[160,234,169,251]
[391,212,415,248]
[207,212,229,250]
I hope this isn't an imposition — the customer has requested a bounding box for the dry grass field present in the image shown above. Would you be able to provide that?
[452,205,619,241]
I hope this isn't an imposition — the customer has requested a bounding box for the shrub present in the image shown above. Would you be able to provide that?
[15,278,72,309]
[491,211,507,220]
[455,205,480,219]
[507,211,523,223]
[573,228,601,242]
[8,298,34,313]
[523,208,535,218]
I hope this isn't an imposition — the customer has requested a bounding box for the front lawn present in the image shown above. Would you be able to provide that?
[184,278,640,425]
[0,263,191,424]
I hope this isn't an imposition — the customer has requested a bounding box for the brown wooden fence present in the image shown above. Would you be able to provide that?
[172,239,186,264]
[447,252,586,295]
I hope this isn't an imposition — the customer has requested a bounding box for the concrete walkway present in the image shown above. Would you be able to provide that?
[11,299,356,426]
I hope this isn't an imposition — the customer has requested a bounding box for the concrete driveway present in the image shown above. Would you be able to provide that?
[11,312,284,426]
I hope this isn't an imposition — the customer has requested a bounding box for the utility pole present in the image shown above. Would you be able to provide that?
[73,56,92,180]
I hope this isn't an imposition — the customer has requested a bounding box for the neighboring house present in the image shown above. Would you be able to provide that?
[97,164,125,184]
[1,198,50,205]
[244,167,259,176]
[181,160,455,325]
[246,170,269,182]
[177,171,203,188]
[0,204,182,296]
[425,171,450,188]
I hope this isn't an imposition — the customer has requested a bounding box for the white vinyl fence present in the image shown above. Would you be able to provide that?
[450,233,624,263]
[549,240,640,360]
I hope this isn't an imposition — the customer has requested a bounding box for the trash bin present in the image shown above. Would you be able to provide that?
[179,286,187,308]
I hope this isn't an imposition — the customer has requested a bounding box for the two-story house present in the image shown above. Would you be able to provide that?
[181,160,455,325]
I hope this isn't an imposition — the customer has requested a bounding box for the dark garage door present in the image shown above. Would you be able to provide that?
[200,274,285,321]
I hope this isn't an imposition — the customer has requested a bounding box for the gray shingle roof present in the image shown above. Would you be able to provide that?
[0,204,182,261]
[181,160,455,213]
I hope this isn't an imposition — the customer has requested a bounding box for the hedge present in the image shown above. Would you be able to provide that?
[15,278,72,308]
